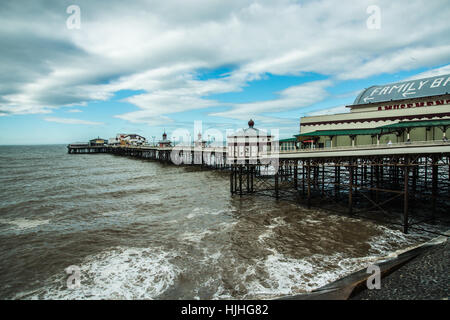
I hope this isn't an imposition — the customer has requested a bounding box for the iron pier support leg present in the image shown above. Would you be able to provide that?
[302,164,305,197]
[230,165,234,194]
[307,161,311,208]
[239,165,243,197]
[246,165,250,193]
[337,165,341,198]
[234,164,238,193]
[370,163,374,200]
[314,164,318,190]
[349,160,353,216]
[334,164,338,200]
[321,163,325,197]
[404,157,410,234]
[294,163,298,190]
[250,165,254,193]
[412,164,417,214]
[432,156,438,222]
[275,170,279,200]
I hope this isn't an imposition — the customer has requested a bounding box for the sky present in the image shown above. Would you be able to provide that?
[0,0,450,145]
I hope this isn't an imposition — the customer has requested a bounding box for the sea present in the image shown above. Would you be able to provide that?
[0,145,437,299]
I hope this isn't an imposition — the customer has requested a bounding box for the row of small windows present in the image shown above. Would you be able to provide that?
[280,142,296,151]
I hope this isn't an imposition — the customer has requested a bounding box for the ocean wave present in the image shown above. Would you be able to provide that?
[0,218,51,231]
[19,247,180,300]
[235,223,424,299]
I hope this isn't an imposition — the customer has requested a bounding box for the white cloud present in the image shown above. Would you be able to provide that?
[44,117,103,125]
[338,46,450,80]
[210,80,332,120]
[66,109,83,113]
[406,64,450,80]
[307,105,350,116]
[1,0,449,125]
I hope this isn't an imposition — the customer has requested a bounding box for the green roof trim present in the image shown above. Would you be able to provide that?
[295,128,383,137]
[378,119,450,130]
[279,138,297,142]
[295,119,450,138]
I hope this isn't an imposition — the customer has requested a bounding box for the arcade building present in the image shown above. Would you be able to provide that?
[293,74,450,150]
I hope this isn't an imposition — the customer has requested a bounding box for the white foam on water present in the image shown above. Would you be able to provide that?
[242,249,338,298]
[367,225,417,255]
[181,207,208,219]
[0,218,50,230]
[243,225,423,299]
[210,255,238,300]
[258,217,286,243]
[25,247,180,300]
[99,210,132,217]
[240,250,377,299]
[206,209,230,216]
[186,212,198,219]
[186,207,231,219]
[179,230,215,243]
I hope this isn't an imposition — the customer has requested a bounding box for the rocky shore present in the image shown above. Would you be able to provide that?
[351,240,449,300]
[280,231,449,300]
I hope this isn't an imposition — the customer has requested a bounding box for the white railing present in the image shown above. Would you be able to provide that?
[278,139,450,154]
[106,139,450,156]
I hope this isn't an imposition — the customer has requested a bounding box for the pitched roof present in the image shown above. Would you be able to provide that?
[228,127,270,137]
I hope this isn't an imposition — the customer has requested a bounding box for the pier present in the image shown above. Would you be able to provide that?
[68,73,450,235]
[67,143,108,154]
[230,142,450,234]
[68,140,450,234]
[67,144,230,168]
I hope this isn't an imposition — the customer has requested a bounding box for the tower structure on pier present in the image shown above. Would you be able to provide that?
[227,119,274,163]
[158,132,172,148]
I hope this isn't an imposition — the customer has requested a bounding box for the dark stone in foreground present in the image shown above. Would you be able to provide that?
[351,241,449,300]
[278,235,449,300]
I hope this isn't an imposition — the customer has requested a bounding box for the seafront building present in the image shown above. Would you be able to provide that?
[294,74,450,150]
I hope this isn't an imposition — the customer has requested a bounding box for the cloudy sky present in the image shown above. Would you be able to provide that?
[1,0,449,144]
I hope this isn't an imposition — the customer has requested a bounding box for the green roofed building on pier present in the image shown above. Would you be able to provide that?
[292,74,450,150]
